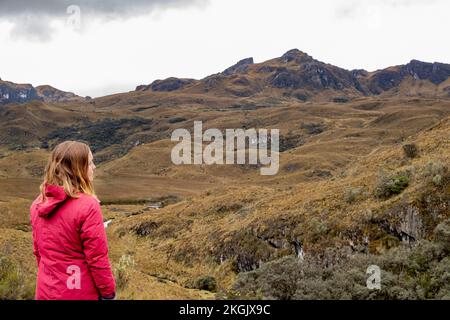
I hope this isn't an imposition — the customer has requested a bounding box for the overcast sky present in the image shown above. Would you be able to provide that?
[0,0,449,97]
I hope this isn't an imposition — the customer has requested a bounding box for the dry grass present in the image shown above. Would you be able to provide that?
[0,85,449,299]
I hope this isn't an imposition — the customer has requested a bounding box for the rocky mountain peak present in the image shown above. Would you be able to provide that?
[222,57,254,76]
[281,49,314,64]
[35,85,83,103]
[404,59,450,84]
[0,79,42,105]
[136,77,196,92]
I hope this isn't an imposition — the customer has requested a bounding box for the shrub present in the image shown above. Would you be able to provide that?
[434,219,450,251]
[403,144,419,158]
[231,256,302,300]
[308,217,329,241]
[374,172,409,199]
[227,221,450,300]
[114,255,136,291]
[333,97,349,103]
[344,187,363,204]
[195,275,217,292]
[419,161,449,188]
[422,161,446,178]
[168,117,186,124]
[300,122,325,135]
[432,175,443,187]
[132,221,159,237]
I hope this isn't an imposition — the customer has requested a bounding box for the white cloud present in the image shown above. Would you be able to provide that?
[0,0,448,97]
[0,0,209,41]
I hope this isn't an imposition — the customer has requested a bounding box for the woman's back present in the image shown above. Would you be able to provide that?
[31,173,115,299]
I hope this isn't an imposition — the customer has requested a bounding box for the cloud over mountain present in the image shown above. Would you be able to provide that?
[0,0,208,40]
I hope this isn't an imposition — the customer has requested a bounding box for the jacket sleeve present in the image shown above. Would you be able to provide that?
[80,199,116,298]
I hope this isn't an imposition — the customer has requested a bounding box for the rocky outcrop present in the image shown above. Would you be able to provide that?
[265,50,450,97]
[0,79,83,105]
[404,60,450,84]
[222,57,254,76]
[133,49,450,100]
[279,49,314,64]
[136,77,196,92]
[399,206,423,243]
[269,60,358,91]
[368,60,450,94]
[35,85,82,103]
[260,49,367,96]
[0,79,42,105]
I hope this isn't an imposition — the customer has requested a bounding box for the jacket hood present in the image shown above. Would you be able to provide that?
[35,184,69,217]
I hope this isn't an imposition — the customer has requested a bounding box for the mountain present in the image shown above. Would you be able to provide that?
[136,77,196,92]
[3,49,449,105]
[221,57,254,76]
[0,49,450,299]
[35,85,84,103]
[0,79,84,105]
[135,49,450,101]
[0,78,42,105]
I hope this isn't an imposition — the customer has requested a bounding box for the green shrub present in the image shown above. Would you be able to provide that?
[434,219,450,251]
[308,217,329,241]
[114,255,136,291]
[231,256,302,300]
[419,161,449,189]
[227,221,450,300]
[432,175,443,186]
[344,187,363,204]
[422,161,446,178]
[403,144,419,159]
[374,172,410,199]
[195,275,217,292]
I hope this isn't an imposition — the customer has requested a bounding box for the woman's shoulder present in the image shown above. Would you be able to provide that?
[74,193,101,208]
[71,194,102,220]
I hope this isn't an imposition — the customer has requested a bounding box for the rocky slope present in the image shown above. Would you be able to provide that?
[135,49,450,101]
[35,85,84,103]
[0,79,84,105]
[0,78,42,105]
[0,49,449,299]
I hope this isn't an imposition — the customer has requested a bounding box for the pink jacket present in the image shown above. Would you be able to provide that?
[30,184,116,300]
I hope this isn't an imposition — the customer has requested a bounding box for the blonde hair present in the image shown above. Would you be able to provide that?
[40,141,95,201]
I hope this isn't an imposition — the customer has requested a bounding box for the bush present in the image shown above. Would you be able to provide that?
[432,175,443,186]
[424,161,445,175]
[344,187,363,204]
[434,219,450,251]
[300,122,325,135]
[195,275,217,292]
[231,256,302,300]
[403,144,419,158]
[132,221,159,237]
[114,255,136,291]
[229,235,449,300]
[374,172,409,199]
[308,217,329,241]
[168,117,186,124]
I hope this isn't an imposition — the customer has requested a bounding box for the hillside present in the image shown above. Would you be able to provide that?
[0,49,449,299]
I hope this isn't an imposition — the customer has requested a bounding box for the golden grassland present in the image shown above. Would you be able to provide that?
[0,93,449,299]
[103,115,449,297]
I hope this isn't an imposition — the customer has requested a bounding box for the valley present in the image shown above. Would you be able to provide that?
[1,49,449,299]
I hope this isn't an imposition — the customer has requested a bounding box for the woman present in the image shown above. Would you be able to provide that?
[30,141,116,300]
